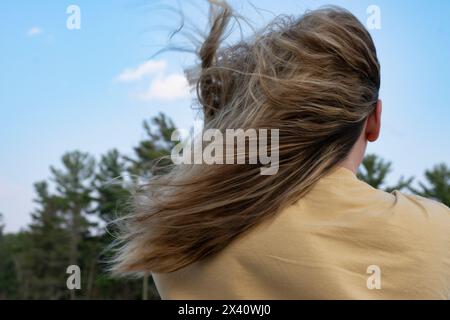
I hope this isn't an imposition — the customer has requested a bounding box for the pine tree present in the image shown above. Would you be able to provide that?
[24,181,71,299]
[89,148,143,299]
[0,232,28,299]
[50,151,96,299]
[410,163,450,206]
[126,113,177,179]
[0,213,19,299]
[93,149,129,224]
[123,113,177,300]
[0,213,4,237]
[358,154,413,192]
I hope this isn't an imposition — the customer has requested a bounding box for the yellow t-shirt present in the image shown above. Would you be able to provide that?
[153,167,450,299]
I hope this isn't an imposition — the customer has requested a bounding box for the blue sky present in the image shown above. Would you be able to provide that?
[1,0,449,232]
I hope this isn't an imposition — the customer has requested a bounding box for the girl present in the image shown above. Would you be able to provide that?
[112,2,450,299]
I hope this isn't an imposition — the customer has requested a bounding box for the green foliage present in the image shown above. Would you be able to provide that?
[409,163,450,206]
[357,154,414,192]
[0,114,176,299]
[0,232,25,299]
[0,114,448,300]
[125,113,177,178]
[22,182,71,299]
[93,149,129,224]
[0,213,4,237]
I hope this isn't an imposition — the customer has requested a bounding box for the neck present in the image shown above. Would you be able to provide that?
[339,157,360,174]
[339,135,367,174]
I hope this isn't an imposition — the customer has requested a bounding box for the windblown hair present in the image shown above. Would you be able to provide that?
[112,2,380,274]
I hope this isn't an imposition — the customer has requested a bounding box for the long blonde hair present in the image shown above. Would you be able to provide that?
[112,2,380,274]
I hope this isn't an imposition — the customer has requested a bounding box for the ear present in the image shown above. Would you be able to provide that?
[366,100,382,142]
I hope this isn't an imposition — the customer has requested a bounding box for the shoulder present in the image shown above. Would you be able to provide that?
[391,191,450,223]
[386,191,450,256]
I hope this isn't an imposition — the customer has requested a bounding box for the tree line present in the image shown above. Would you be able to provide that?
[0,113,448,299]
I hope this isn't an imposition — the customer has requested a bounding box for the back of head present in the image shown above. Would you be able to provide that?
[112,3,381,274]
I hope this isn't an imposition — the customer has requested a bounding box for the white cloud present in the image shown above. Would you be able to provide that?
[117,59,191,102]
[136,73,190,101]
[27,26,43,36]
[116,60,167,82]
